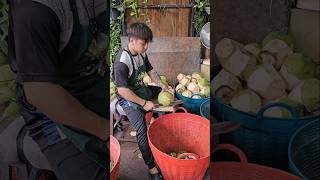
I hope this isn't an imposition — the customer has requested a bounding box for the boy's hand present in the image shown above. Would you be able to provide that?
[162,85,174,94]
[143,101,154,111]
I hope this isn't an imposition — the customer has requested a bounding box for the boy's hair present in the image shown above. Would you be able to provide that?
[127,22,153,42]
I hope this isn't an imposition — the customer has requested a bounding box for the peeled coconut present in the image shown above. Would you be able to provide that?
[262,32,294,50]
[215,38,243,59]
[263,98,305,118]
[191,72,203,81]
[288,78,320,112]
[221,48,257,79]
[177,73,186,81]
[212,70,242,104]
[200,86,210,97]
[180,76,191,86]
[182,90,192,98]
[187,82,200,93]
[280,53,320,90]
[230,89,262,113]
[198,78,210,88]
[175,84,186,94]
[247,64,287,100]
[158,91,174,106]
[243,43,261,57]
[262,39,293,69]
[191,78,198,83]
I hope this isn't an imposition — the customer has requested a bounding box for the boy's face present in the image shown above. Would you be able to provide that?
[130,38,148,54]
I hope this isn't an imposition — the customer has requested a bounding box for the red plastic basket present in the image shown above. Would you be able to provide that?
[211,144,302,180]
[148,107,210,180]
[145,111,153,124]
[110,135,121,180]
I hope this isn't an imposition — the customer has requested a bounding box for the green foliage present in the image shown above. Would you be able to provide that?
[0,0,9,55]
[192,0,209,36]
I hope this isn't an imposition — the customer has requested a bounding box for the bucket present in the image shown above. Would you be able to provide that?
[110,135,121,180]
[175,89,209,115]
[211,144,302,180]
[148,108,210,180]
[214,97,317,170]
[288,119,320,180]
[200,99,210,120]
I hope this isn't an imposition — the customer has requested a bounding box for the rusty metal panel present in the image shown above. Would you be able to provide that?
[121,37,201,85]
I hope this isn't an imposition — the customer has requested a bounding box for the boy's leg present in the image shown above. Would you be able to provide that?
[123,106,156,169]
[40,138,106,180]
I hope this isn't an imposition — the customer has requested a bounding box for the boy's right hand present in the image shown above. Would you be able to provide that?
[143,101,154,111]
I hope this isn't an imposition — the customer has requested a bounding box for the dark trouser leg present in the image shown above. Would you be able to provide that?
[123,106,156,169]
[39,139,106,180]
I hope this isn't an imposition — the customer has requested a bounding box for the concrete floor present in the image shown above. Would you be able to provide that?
[113,119,210,180]
[114,121,149,180]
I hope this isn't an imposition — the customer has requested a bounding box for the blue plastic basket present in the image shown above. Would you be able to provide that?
[200,99,210,120]
[213,97,319,170]
[175,89,209,115]
[288,119,320,180]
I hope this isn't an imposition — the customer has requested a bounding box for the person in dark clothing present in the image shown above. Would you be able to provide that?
[112,22,172,180]
[8,0,109,179]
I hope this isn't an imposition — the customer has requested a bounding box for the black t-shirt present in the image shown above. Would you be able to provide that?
[9,1,60,83]
[112,49,153,88]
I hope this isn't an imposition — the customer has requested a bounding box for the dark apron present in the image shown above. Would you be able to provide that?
[54,0,109,169]
[121,48,152,110]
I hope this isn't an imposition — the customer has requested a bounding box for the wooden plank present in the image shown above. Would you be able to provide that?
[121,37,201,85]
[212,0,291,65]
[126,9,190,36]
[125,0,192,37]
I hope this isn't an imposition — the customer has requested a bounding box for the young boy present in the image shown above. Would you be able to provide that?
[112,23,168,180]
[8,0,109,179]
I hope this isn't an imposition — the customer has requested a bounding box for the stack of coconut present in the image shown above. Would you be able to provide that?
[0,51,19,121]
[213,32,320,118]
[176,72,210,99]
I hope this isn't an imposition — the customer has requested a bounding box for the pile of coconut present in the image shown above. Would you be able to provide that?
[176,72,210,99]
[213,32,320,118]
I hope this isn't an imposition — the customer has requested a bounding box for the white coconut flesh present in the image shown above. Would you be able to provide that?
[243,43,261,57]
[187,82,200,93]
[223,49,251,77]
[230,89,262,113]
[262,39,293,69]
[212,70,242,94]
[247,64,286,100]
[288,81,303,104]
[280,65,302,90]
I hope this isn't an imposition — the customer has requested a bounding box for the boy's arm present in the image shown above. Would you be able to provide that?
[117,87,145,106]
[23,82,109,141]
[117,87,154,111]
[147,69,167,89]
[12,4,108,140]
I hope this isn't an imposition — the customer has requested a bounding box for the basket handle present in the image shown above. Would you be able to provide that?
[173,107,188,113]
[257,102,300,120]
[214,144,248,163]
